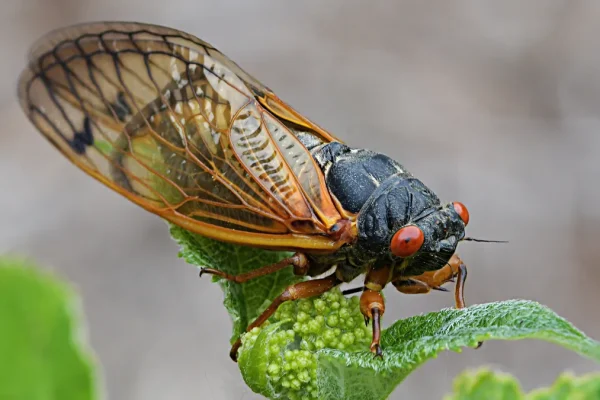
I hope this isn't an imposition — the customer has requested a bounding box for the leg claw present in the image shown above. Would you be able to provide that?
[230,339,242,362]
[342,286,365,296]
[371,344,383,359]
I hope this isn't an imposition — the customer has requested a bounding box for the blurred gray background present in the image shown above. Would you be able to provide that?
[2,1,599,399]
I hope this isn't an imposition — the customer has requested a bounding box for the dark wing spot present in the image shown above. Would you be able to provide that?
[70,117,94,154]
[111,92,132,122]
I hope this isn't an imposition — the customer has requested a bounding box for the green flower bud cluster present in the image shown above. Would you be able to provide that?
[239,288,372,400]
[274,289,372,352]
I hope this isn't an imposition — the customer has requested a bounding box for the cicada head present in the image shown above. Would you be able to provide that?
[356,175,468,275]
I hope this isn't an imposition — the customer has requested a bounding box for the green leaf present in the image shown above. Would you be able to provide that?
[169,227,600,400]
[446,369,524,400]
[0,257,99,400]
[446,368,600,400]
[237,321,290,399]
[528,373,600,400]
[170,225,302,342]
[238,298,600,400]
[317,300,600,400]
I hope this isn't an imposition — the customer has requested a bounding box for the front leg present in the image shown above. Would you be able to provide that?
[393,254,466,307]
[359,289,385,357]
[360,265,392,357]
[393,254,482,348]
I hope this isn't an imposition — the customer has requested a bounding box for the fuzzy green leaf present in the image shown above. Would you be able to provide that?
[317,300,600,400]
[170,225,302,342]
[0,258,98,400]
[446,368,600,400]
[236,298,600,400]
[169,228,600,400]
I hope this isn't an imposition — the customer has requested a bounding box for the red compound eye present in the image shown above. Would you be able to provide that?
[390,225,424,257]
[453,202,470,226]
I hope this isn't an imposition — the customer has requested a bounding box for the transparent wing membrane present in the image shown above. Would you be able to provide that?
[19,22,350,250]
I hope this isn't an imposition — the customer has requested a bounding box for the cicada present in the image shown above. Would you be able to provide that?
[18,22,475,361]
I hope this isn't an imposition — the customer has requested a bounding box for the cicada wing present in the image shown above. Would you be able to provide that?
[18,21,349,251]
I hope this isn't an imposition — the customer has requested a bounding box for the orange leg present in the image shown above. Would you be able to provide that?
[359,266,391,358]
[392,278,442,294]
[454,262,467,309]
[393,255,482,349]
[199,253,308,283]
[393,253,464,295]
[229,273,341,361]
[360,289,385,357]
[453,262,482,348]
[419,253,463,289]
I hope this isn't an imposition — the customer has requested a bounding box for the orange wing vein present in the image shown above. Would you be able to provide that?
[18,21,351,251]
